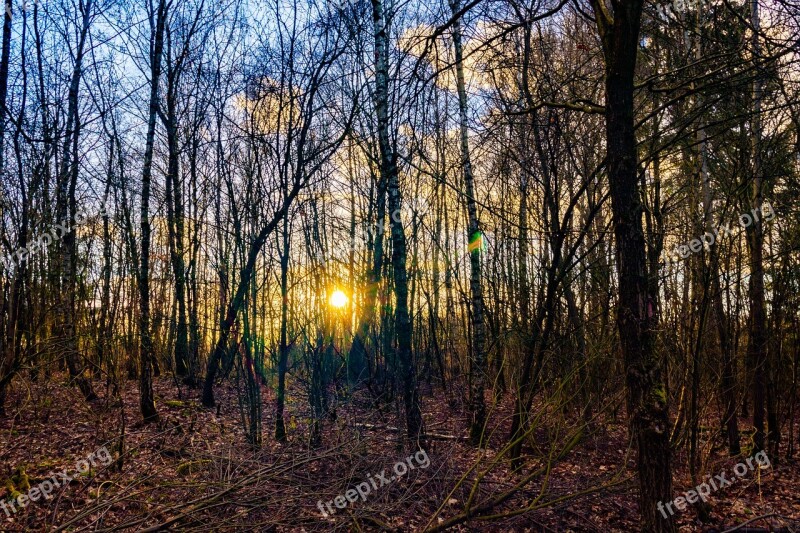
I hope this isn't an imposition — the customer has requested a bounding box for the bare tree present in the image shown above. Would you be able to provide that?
[138,0,169,422]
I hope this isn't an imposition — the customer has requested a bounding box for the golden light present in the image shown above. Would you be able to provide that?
[329,289,348,309]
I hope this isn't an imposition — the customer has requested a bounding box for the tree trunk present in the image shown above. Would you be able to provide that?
[746,0,770,455]
[589,0,675,530]
[56,0,97,403]
[450,0,486,446]
[186,131,201,386]
[163,90,190,382]
[201,172,308,407]
[372,0,423,446]
[0,0,15,414]
[138,0,168,422]
[275,216,290,441]
[350,167,386,387]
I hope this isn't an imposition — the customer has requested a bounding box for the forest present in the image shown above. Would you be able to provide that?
[0,0,799,530]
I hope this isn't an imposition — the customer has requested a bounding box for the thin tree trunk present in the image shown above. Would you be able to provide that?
[350,168,386,386]
[747,0,768,454]
[201,168,309,407]
[56,0,97,403]
[372,0,423,446]
[450,0,486,445]
[138,0,168,422]
[0,0,10,171]
[187,131,201,386]
[0,0,15,414]
[98,165,113,380]
[275,216,290,441]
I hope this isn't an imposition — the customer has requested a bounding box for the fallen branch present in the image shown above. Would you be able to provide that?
[354,423,468,441]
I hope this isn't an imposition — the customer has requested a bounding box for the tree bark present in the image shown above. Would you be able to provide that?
[275,216,290,441]
[372,0,423,446]
[350,167,386,387]
[450,0,486,446]
[162,79,189,382]
[138,0,168,422]
[0,0,15,414]
[747,0,768,455]
[589,0,675,530]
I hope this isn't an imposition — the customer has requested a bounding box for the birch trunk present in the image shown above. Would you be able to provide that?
[449,0,486,445]
[372,0,423,445]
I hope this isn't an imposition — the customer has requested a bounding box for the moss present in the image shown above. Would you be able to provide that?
[4,467,29,502]
[11,467,30,491]
[37,459,57,469]
[17,471,30,492]
[165,400,186,408]
[741,427,757,456]
[176,459,211,476]
[651,385,667,406]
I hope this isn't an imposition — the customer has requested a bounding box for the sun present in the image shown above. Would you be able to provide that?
[329,289,348,309]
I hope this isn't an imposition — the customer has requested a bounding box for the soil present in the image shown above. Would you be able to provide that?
[1,376,798,532]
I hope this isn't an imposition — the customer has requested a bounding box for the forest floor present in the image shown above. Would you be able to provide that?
[1,375,798,532]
